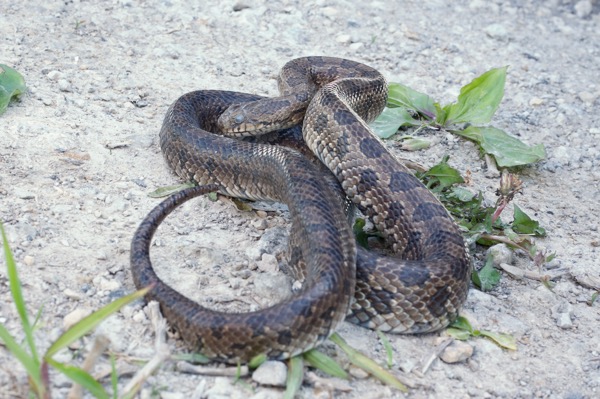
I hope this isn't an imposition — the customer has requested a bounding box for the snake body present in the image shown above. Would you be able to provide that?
[130,57,471,363]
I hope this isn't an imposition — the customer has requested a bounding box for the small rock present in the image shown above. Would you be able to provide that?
[335,34,352,44]
[58,79,72,92]
[23,255,35,266]
[97,277,121,292]
[257,253,279,273]
[63,308,92,330]
[552,301,573,329]
[232,2,250,11]
[204,377,241,399]
[321,6,338,17]
[487,244,514,267]
[254,274,292,306]
[484,23,508,39]
[578,91,597,104]
[252,218,268,230]
[529,97,544,106]
[441,340,474,363]
[63,288,83,300]
[47,70,63,81]
[255,210,268,218]
[349,366,369,379]
[349,42,364,51]
[574,0,592,18]
[252,360,287,387]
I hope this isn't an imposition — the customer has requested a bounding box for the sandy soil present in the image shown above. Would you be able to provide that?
[1,0,599,398]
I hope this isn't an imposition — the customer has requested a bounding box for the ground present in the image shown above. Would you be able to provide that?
[1,0,599,398]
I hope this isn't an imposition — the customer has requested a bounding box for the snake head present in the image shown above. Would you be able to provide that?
[217,104,265,135]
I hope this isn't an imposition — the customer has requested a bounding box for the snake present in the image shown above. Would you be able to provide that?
[130,56,471,363]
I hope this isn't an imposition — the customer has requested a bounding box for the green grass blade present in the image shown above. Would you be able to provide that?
[376,331,394,368]
[0,323,43,392]
[283,356,304,399]
[45,286,151,358]
[46,358,110,399]
[110,354,118,399]
[329,333,408,392]
[303,349,347,379]
[1,224,40,367]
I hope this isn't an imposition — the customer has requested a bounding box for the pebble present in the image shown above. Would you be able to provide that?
[58,79,72,92]
[440,341,474,363]
[256,253,279,273]
[574,0,592,18]
[484,23,509,39]
[487,244,514,266]
[63,288,83,300]
[578,91,597,104]
[23,255,35,266]
[252,218,268,230]
[551,301,573,329]
[335,34,352,44]
[204,377,246,399]
[63,307,92,330]
[529,97,544,106]
[349,366,369,379]
[254,274,291,305]
[252,360,288,387]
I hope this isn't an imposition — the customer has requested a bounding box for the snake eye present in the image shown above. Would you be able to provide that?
[234,114,245,124]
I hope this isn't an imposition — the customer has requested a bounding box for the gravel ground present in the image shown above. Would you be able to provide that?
[1,1,599,398]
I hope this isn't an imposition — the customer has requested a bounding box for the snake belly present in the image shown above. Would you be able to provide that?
[130,56,471,363]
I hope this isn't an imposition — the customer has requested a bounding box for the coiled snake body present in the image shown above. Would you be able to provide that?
[130,57,471,363]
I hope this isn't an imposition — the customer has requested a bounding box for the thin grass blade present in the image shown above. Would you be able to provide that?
[45,287,151,358]
[303,349,347,379]
[0,323,43,391]
[330,333,408,392]
[283,356,303,399]
[46,358,110,399]
[1,224,40,366]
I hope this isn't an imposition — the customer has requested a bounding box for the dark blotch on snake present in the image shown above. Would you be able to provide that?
[389,171,422,193]
[359,137,384,158]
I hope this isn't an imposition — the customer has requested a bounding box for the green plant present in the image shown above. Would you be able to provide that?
[0,64,26,114]
[371,67,546,167]
[0,223,149,398]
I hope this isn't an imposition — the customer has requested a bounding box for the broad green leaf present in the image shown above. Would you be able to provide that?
[387,82,436,120]
[371,106,420,138]
[45,287,150,358]
[1,224,40,366]
[478,330,517,350]
[472,255,501,292]
[303,349,347,379]
[46,358,110,399]
[352,218,369,249]
[148,182,196,198]
[398,136,430,151]
[449,316,474,332]
[454,126,546,167]
[449,187,477,202]
[284,356,304,399]
[422,157,464,191]
[512,205,546,236]
[445,66,507,125]
[445,328,472,341]
[0,64,26,114]
[329,333,407,392]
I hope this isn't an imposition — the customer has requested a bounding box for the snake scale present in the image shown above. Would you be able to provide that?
[130,56,471,363]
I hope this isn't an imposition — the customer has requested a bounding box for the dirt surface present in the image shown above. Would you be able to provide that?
[1,0,600,398]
